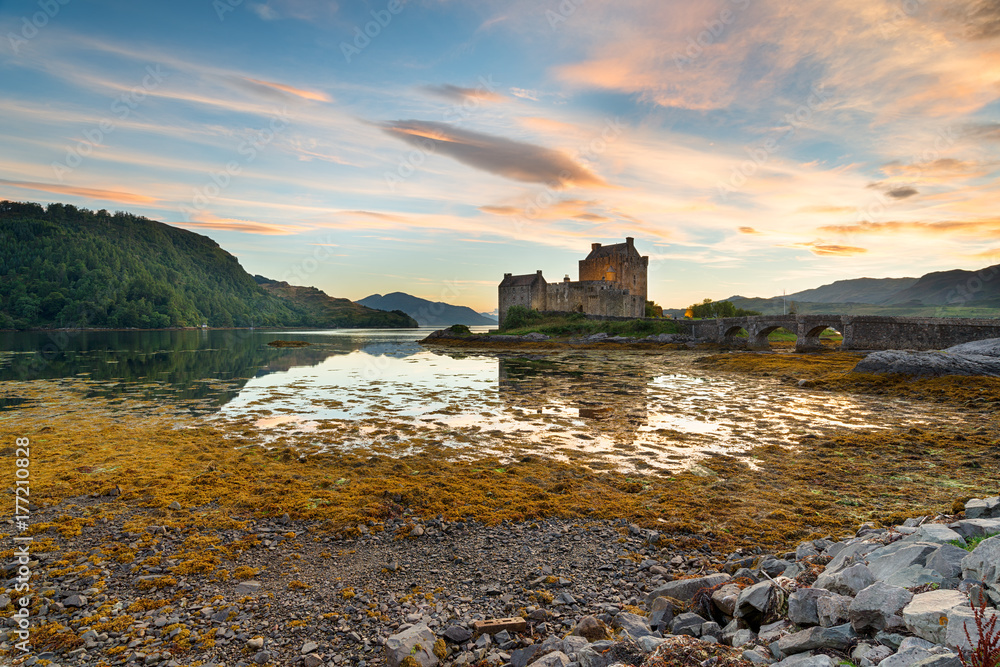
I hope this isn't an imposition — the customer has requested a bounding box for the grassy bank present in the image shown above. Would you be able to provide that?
[495,310,684,338]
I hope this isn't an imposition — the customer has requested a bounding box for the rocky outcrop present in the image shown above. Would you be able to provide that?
[851,337,1000,377]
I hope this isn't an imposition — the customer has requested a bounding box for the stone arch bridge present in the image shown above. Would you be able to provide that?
[686,314,1000,352]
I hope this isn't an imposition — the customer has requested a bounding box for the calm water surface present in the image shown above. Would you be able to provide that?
[0,328,957,470]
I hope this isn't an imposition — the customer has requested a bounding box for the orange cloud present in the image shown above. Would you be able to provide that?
[819,219,1000,237]
[788,241,868,256]
[420,84,506,104]
[0,179,158,206]
[241,77,332,103]
[169,213,308,235]
[738,226,761,234]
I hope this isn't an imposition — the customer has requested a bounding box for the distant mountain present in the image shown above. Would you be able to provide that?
[784,277,919,304]
[723,262,1000,316]
[0,200,415,330]
[255,279,417,328]
[358,292,497,326]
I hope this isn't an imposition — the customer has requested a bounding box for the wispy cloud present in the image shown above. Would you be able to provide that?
[0,179,159,206]
[168,212,309,235]
[379,120,608,188]
[419,84,505,103]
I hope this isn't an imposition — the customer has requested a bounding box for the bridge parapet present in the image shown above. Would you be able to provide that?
[685,314,1000,351]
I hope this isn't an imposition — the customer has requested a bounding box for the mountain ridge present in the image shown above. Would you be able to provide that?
[358,291,497,326]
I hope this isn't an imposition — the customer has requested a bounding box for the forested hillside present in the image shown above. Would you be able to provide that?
[0,201,414,330]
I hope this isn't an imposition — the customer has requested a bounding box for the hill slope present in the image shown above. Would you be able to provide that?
[0,201,414,330]
[358,292,497,326]
[255,279,417,328]
[785,277,919,304]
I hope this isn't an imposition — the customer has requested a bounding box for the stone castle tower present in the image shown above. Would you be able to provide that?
[498,238,649,326]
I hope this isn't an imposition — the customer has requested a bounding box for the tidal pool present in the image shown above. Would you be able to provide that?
[0,328,962,472]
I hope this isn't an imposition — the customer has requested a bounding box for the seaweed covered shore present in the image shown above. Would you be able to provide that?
[2,348,998,666]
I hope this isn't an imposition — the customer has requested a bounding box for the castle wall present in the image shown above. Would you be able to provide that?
[498,275,547,326]
[546,281,645,319]
[578,246,649,301]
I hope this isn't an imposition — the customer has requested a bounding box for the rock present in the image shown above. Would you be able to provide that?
[815,562,875,596]
[759,619,793,643]
[743,649,772,664]
[561,635,587,656]
[950,518,1000,541]
[773,655,834,667]
[926,544,972,580]
[611,612,651,638]
[711,583,742,617]
[962,535,1000,602]
[577,645,617,667]
[303,655,323,667]
[168,501,182,510]
[965,498,989,519]
[247,637,265,650]
[443,625,472,643]
[912,654,963,667]
[850,347,1000,377]
[670,612,705,637]
[788,588,833,627]
[902,589,970,644]
[849,582,913,633]
[852,642,893,666]
[866,542,937,581]
[943,604,1000,655]
[735,581,783,629]
[732,629,756,648]
[63,595,87,608]
[946,339,1000,357]
[301,641,318,654]
[816,594,852,628]
[385,623,439,667]
[645,573,730,604]
[636,635,666,652]
[511,646,539,667]
[906,524,966,546]
[776,624,856,656]
[571,616,611,642]
[235,580,262,595]
[529,652,569,667]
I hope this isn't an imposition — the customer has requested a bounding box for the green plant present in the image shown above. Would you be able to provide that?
[500,306,545,330]
[445,324,472,335]
[950,533,1000,552]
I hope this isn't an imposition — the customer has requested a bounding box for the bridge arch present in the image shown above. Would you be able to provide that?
[796,320,843,351]
[749,323,796,350]
[723,325,748,347]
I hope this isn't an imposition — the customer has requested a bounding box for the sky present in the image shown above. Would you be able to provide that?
[2,0,1000,312]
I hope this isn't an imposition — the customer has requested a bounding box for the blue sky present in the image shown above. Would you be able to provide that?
[2,0,1000,311]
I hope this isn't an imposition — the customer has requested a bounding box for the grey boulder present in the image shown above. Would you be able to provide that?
[849,582,913,633]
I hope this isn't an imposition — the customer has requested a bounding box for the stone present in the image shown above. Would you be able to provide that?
[815,562,875,596]
[866,542,937,581]
[246,637,265,650]
[669,612,704,637]
[951,518,1000,543]
[645,572,730,604]
[926,543,972,580]
[731,629,756,648]
[776,624,856,656]
[571,616,610,642]
[385,623,439,667]
[912,655,962,667]
[742,649,772,665]
[636,635,666,653]
[711,583,742,617]
[816,594,852,628]
[788,588,833,626]
[611,612,651,638]
[773,655,834,667]
[529,652,569,667]
[560,635,587,656]
[877,647,939,667]
[883,565,945,590]
[906,524,966,545]
[577,645,615,667]
[735,581,783,629]
[962,536,1000,597]
[303,656,323,667]
[235,580,262,595]
[759,619,793,643]
[851,643,893,666]
[473,618,527,635]
[63,595,87,608]
[965,498,989,519]
[849,582,913,633]
[943,604,1000,655]
[301,641,318,654]
[510,646,539,667]
[851,348,1000,378]
[444,625,472,643]
[902,589,970,644]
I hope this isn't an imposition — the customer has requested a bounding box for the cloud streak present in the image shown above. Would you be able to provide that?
[0,179,159,206]
[379,120,607,188]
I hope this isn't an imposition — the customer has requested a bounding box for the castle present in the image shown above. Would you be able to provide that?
[498,238,649,326]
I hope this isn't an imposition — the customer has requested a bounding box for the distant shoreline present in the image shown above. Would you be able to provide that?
[0,325,442,334]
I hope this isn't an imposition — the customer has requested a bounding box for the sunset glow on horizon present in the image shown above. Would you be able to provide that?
[3,0,1000,311]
